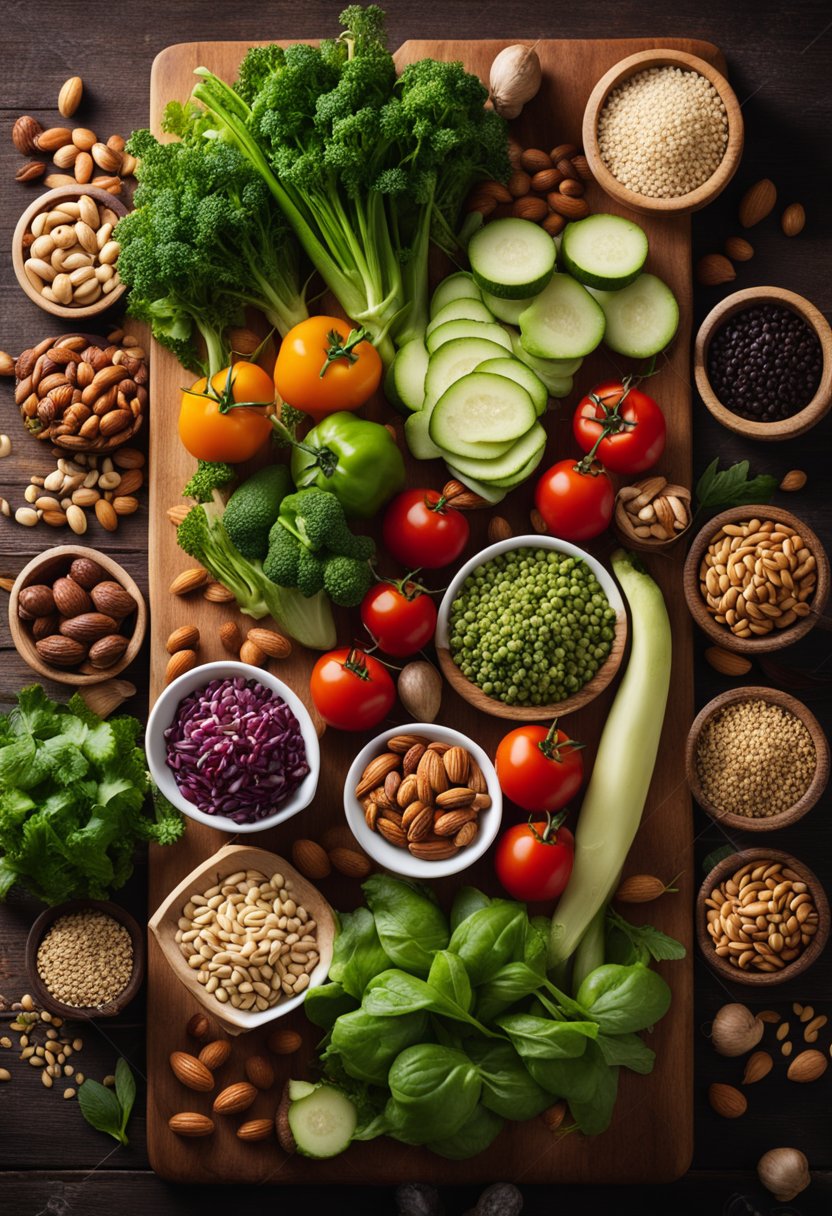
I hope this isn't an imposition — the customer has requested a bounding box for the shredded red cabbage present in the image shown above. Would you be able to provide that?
[164,676,310,823]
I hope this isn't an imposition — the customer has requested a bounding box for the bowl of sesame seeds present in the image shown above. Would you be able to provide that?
[582,49,744,216]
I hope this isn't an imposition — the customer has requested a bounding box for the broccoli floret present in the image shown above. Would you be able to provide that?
[263,521,301,586]
[297,548,326,597]
[324,554,373,607]
[278,488,348,552]
[223,464,292,560]
[234,44,287,106]
[327,529,376,562]
[183,460,236,503]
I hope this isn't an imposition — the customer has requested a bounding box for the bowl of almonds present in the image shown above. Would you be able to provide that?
[344,724,503,879]
[9,544,147,686]
[13,186,127,317]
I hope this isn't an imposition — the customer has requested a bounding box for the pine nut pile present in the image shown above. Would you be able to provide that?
[597,67,728,198]
[695,699,816,818]
[36,910,133,1007]
[705,859,820,973]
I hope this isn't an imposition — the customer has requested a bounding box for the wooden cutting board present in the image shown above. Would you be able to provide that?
[146,34,719,1185]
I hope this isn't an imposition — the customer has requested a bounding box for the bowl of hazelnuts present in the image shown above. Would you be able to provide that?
[9,545,146,686]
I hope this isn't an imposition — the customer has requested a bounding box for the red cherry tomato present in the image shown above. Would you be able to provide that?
[360,580,438,658]
[534,459,614,543]
[382,489,470,570]
[573,379,666,475]
[494,813,575,903]
[495,721,584,813]
[309,647,395,732]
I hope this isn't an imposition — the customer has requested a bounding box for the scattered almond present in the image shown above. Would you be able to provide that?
[786,1049,827,1083]
[779,470,807,492]
[219,620,243,653]
[213,1081,257,1115]
[708,1082,747,1118]
[267,1028,302,1056]
[239,639,267,667]
[246,627,292,659]
[169,1051,214,1093]
[724,236,754,262]
[186,1013,211,1042]
[168,1112,214,1137]
[739,178,777,228]
[198,1040,231,1071]
[487,516,513,543]
[704,647,752,676]
[237,1118,274,1142]
[530,507,548,534]
[244,1055,275,1090]
[742,1050,773,1085]
[696,253,736,287]
[203,581,236,603]
[58,77,84,118]
[166,625,200,654]
[329,846,372,879]
[169,568,209,595]
[540,1100,567,1132]
[758,1010,781,1024]
[165,649,198,685]
[613,875,669,903]
[781,203,806,237]
[13,116,43,155]
[291,838,331,881]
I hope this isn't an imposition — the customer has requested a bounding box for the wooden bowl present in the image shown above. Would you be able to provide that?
[683,505,830,654]
[13,186,128,318]
[582,49,744,217]
[686,687,830,832]
[148,843,336,1037]
[694,287,832,440]
[697,848,829,987]
[9,544,147,686]
[435,535,627,721]
[26,899,145,1018]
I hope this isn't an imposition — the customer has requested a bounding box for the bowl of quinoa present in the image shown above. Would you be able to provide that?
[582,48,743,216]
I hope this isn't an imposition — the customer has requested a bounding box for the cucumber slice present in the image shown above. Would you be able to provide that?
[287,1085,357,1159]
[488,442,549,487]
[424,337,512,410]
[426,298,495,337]
[481,289,536,327]
[405,408,443,461]
[289,1080,317,1101]
[430,271,482,317]
[507,328,583,379]
[384,339,428,413]
[440,422,547,483]
[444,466,507,505]
[475,357,548,416]
[560,214,648,290]
[426,318,513,356]
[519,274,606,360]
[469,219,557,299]
[590,273,680,359]
[429,373,537,459]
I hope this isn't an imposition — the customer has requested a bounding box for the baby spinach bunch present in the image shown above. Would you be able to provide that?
[304,876,682,1156]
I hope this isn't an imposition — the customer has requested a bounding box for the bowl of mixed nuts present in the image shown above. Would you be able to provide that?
[9,544,147,686]
[344,724,503,879]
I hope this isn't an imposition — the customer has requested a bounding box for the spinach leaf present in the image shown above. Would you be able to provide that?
[363,874,449,976]
[388,1044,481,1141]
[566,1045,620,1136]
[363,970,496,1036]
[325,1008,430,1086]
[114,1058,136,1139]
[450,886,491,933]
[474,962,545,1025]
[496,1013,597,1061]
[428,951,473,1014]
[328,907,392,998]
[575,964,671,1035]
[466,1039,552,1121]
[595,1032,656,1075]
[77,1079,127,1145]
[427,1103,504,1159]
[303,981,359,1030]
[605,909,686,966]
[695,457,777,511]
[525,917,549,973]
[447,900,528,985]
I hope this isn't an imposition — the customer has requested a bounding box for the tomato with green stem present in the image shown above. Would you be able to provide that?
[494,812,575,902]
[360,577,438,658]
[309,647,396,732]
[573,378,666,475]
[495,720,584,813]
[382,489,470,569]
[274,316,383,422]
[534,457,614,543]
[179,361,274,463]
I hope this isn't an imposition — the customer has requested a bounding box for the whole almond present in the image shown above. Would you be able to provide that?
[408,840,459,860]
[92,142,122,173]
[168,1112,214,1137]
[739,178,777,228]
[454,821,479,848]
[70,556,106,588]
[708,1082,747,1118]
[166,624,200,654]
[530,168,561,192]
[36,127,73,152]
[549,142,578,162]
[16,161,46,183]
[547,193,590,220]
[291,838,331,880]
[244,1056,275,1090]
[396,773,419,807]
[117,468,144,495]
[487,516,513,544]
[724,236,754,262]
[442,745,470,785]
[704,647,752,676]
[404,804,434,843]
[781,203,806,237]
[239,639,266,667]
[520,148,552,173]
[13,116,43,155]
[213,1081,257,1115]
[198,1040,232,1071]
[18,584,56,618]
[165,649,197,685]
[246,627,292,659]
[507,169,532,197]
[203,582,236,603]
[475,180,513,204]
[169,568,209,595]
[113,496,139,516]
[219,620,243,653]
[113,446,145,469]
[186,1013,211,1041]
[434,809,477,837]
[52,576,91,617]
[440,479,490,510]
[60,612,118,643]
[786,1049,827,1083]
[780,469,807,492]
[237,1118,274,1142]
[418,748,448,794]
[58,77,84,118]
[570,154,593,181]
[53,143,80,169]
[540,1100,568,1132]
[94,499,118,532]
[402,742,426,776]
[356,753,401,799]
[742,1051,773,1085]
[91,581,136,617]
[35,636,88,667]
[267,1028,302,1055]
[170,1051,214,1093]
[74,152,94,184]
[512,195,548,222]
[435,787,476,810]
[329,846,372,878]
[696,254,736,287]
[88,634,129,669]
[559,178,585,198]
[72,128,97,151]
[467,758,488,795]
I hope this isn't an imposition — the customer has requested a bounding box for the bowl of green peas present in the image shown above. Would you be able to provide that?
[435,535,627,721]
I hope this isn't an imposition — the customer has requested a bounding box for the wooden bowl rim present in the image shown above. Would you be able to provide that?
[581,48,744,217]
[435,534,628,721]
[148,843,335,1035]
[682,505,830,654]
[696,847,830,986]
[694,286,832,440]
[685,686,830,831]
[25,898,145,1018]
[12,185,128,319]
[8,544,147,686]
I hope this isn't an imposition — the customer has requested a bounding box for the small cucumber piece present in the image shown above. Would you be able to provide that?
[429,372,537,459]
[475,357,548,416]
[440,422,547,483]
[560,214,648,290]
[405,408,443,461]
[384,339,428,413]
[287,1085,357,1159]
[289,1080,317,1101]
[519,274,606,360]
[426,299,495,337]
[481,289,537,326]
[426,319,513,356]
[507,327,583,380]
[444,466,507,504]
[488,442,549,487]
[590,273,680,359]
[430,271,482,317]
[423,337,511,410]
[469,218,557,299]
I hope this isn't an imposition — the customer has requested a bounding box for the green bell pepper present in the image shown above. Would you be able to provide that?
[290,412,406,519]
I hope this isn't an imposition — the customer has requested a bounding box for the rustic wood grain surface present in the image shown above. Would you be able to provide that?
[1,0,831,1211]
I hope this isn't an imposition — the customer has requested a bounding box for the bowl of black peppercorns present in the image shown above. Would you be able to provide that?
[695,286,832,441]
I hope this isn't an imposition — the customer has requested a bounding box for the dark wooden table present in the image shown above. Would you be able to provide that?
[2,1,831,1212]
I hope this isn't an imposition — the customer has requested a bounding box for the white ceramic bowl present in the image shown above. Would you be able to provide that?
[146,661,320,834]
[344,723,503,879]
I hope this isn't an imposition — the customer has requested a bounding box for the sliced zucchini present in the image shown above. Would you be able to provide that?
[289,1080,317,1101]
[481,289,536,327]
[441,422,547,484]
[423,337,511,410]
[507,328,583,379]
[426,318,513,356]
[475,357,548,416]
[384,339,428,413]
[429,372,537,459]
[488,441,549,487]
[430,271,482,317]
[405,408,443,461]
[444,466,507,505]
[286,1085,357,1159]
[519,274,606,360]
[469,218,557,299]
[426,298,495,338]
[590,273,680,359]
[560,214,648,290]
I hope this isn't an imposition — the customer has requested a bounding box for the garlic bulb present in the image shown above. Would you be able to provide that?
[490,45,542,120]
[710,1003,763,1057]
[757,1147,811,1202]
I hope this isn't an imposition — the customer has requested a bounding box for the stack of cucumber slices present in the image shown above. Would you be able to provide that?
[386,214,679,503]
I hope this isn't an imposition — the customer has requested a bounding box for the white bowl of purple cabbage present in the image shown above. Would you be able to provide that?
[146,662,320,833]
